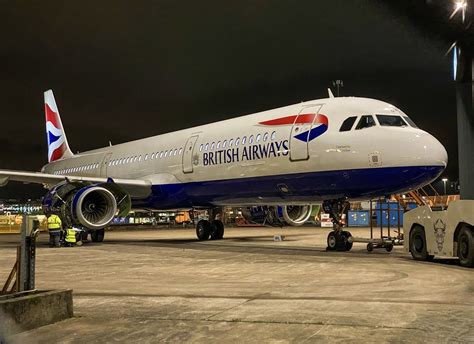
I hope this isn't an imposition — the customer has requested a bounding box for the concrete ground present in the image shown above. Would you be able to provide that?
[0,226,473,343]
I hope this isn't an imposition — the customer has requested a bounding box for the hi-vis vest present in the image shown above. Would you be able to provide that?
[47,215,62,230]
[65,228,76,243]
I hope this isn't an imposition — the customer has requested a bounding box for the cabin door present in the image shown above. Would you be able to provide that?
[289,105,323,161]
[100,152,113,177]
[182,135,199,173]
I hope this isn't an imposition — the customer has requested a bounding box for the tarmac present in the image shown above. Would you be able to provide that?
[0,226,473,343]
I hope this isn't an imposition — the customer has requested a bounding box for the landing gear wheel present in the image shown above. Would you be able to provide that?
[196,220,212,240]
[341,231,353,251]
[81,230,89,242]
[210,220,224,240]
[385,244,394,252]
[91,228,105,242]
[457,227,474,268]
[326,232,337,251]
[409,225,433,261]
[367,243,374,252]
[327,231,352,251]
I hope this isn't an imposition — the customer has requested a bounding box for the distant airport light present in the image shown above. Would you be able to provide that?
[453,45,458,80]
[455,0,467,11]
[442,178,449,195]
[450,1,467,22]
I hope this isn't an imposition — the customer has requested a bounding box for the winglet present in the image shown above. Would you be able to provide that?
[44,90,74,162]
[327,88,335,98]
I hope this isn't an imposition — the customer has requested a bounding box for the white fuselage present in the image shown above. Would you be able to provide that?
[42,97,447,209]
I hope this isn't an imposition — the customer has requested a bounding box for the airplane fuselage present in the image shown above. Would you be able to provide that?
[42,97,447,209]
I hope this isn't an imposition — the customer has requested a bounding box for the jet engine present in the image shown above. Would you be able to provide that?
[242,205,313,226]
[281,205,313,226]
[43,181,131,230]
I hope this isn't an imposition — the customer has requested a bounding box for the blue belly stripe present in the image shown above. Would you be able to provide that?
[131,165,444,209]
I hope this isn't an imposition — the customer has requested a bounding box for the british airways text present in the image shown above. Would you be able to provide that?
[203,140,289,166]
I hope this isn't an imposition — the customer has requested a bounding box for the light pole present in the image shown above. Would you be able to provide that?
[442,178,448,195]
[332,80,344,97]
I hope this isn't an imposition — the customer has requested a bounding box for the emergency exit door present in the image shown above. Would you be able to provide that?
[182,135,199,173]
[289,105,323,161]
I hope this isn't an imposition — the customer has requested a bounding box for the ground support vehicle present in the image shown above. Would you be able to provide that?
[404,200,474,267]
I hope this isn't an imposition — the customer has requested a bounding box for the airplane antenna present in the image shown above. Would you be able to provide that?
[327,88,335,98]
[109,141,113,146]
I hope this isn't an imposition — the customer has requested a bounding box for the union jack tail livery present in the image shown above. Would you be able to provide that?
[44,90,73,162]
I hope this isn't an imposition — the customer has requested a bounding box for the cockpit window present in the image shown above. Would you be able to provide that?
[355,115,376,130]
[339,116,357,132]
[403,116,418,128]
[376,115,408,127]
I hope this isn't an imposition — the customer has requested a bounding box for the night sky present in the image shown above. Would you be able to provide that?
[0,1,459,199]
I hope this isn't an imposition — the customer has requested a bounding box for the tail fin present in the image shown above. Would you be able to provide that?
[44,90,73,162]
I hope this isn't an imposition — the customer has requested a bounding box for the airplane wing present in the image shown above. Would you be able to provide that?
[0,169,167,198]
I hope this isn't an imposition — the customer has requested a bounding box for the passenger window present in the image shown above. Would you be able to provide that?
[235,137,240,146]
[179,148,183,155]
[164,151,168,157]
[174,149,177,156]
[229,139,233,146]
[144,154,148,161]
[151,153,155,160]
[160,151,164,158]
[355,115,376,130]
[256,134,261,142]
[223,140,227,148]
[242,136,247,145]
[139,155,142,162]
[263,132,268,142]
[249,135,254,144]
[271,131,276,140]
[217,141,221,149]
[211,142,215,150]
[339,116,357,132]
[200,144,203,152]
[205,143,209,151]
[376,115,408,127]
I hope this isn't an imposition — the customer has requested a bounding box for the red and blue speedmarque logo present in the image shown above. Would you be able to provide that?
[258,113,329,142]
[45,103,67,162]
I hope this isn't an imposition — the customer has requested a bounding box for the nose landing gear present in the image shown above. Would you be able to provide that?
[323,199,353,251]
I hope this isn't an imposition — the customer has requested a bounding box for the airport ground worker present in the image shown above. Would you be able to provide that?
[64,226,77,247]
[47,213,62,247]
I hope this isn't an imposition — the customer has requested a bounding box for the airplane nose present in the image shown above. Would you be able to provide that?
[402,131,448,169]
[426,133,448,168]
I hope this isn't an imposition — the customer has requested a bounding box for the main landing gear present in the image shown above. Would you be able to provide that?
[323,199,353,251]
[91,228,105,242]
[196,208,225,241]
[79,228,105,242]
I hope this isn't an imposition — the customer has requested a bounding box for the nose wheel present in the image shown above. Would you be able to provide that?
[323,199,353,252]
[327,230,353,251]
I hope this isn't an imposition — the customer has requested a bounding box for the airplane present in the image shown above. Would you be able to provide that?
[0,89,447,250]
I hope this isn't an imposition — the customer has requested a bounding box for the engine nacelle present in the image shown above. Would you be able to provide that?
[242,205,313,226]
[71,186,117,230]
[43,181,131,230]
[279,205,313,226]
